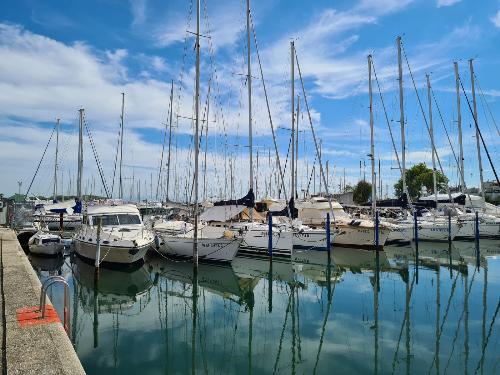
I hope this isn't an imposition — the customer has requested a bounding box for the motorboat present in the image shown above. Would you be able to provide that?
[73,204,155,265]
[28,231,64,256]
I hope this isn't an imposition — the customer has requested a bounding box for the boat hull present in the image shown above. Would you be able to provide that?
[332,225,390,249]
[292,229,329,250]
[158,236,241,263]
[239,228,293,257]
[73,239,150,264]
[29,243,64,256]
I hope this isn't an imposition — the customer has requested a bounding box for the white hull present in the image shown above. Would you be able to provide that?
[240,227,293,257]
[158,236,241,263]
[29,243,64,256]
[388,220,460,242]
[333,225,390,248]
[293,229,328,249]
[456,217,500,239]
[74,239,150,264]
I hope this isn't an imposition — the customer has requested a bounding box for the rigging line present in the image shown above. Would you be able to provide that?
[443,268,477,375]
[400,40,455,205]
[427,267,461,373]
[305,154,318,196]
[474,74,500,136]
[25,123,57,197]
[473,297,500,375]
[83,116,110,198]
[294,47,337,222]
[272,288,293,375]
[458,75,500,185]
[371,58,402,174]
[430,87,476,211]
[157,108,171,201]
[249,12,290,206]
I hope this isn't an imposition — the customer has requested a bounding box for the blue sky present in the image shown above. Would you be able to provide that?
[0,0,499,200]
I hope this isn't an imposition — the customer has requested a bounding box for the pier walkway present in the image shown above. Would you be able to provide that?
[0,228,85,374]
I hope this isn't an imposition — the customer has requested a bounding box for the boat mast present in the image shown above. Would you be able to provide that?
[295,95,299,198]
[77,109,84,201]
[193,0,201,264]
[119,93,125,199]
[426,75,438,205]
[166,80,174,202]
[247,0,254,221]
[469,59,484,199]
[397,36,407,218]
[368,55,376,218]
[291,40,295,204]
[53,118,60,201]
[454,62,465,192]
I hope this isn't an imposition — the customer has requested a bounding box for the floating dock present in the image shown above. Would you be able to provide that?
[0,228,85,374]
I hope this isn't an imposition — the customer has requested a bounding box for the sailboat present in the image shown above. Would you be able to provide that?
[157,0,241,263]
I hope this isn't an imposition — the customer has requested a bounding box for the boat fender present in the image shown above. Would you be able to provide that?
[224,230,234,239]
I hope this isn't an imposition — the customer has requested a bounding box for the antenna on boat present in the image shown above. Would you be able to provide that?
[119,93,125,200]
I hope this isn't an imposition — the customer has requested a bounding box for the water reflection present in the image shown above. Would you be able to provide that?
[30,241,500,375]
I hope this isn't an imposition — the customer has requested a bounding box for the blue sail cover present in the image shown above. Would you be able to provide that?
[269,198,298,219]
[41,199,82,214]
[213,189,255,208]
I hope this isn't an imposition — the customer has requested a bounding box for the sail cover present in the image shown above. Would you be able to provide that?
[270,198,298,219]
[213,189,255,208]
[38,199,82,214]
[199,205,246,222]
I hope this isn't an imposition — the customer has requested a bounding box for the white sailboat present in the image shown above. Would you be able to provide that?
[28,231,64,256]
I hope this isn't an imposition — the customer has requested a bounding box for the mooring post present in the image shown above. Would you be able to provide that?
[95,217,102,279]
[375,210,380,251]
[447,211,452,244]
[59,212,64,233]
[268,213,273,257]
[414,211,419,284]
[326,213,331,255]
[475,211,480,256]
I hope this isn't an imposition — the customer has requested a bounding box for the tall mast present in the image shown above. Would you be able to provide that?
[454,62,465,191]
[53,118,60,201]
[247,0,253,221]
[368,55,376,218]
[295,95,299,198]
[290,40,295,204]
[193,0,201,264]
[426,75,438,204]
[119,92,125,199]
[166,80,174,202]
[397,36,407,217]
[77,109,84,201]
[203,83,211,201]
[469,59,484,198]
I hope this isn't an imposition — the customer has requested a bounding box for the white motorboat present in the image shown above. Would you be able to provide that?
[73,204,155,265]
[158,224,241,263]
[28,231,64,256]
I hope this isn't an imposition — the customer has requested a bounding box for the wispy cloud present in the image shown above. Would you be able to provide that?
[436,0,462,8]
[491,10,500,28]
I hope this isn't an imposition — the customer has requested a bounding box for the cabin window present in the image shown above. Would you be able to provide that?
[93,215,119,226]
[117,214,141,225]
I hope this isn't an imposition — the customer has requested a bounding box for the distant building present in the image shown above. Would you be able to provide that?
[484,181,500,204]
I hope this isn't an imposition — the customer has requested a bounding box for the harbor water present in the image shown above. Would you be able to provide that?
[29,241,499,374]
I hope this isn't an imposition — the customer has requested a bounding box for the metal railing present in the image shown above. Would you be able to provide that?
[39,276,71,338]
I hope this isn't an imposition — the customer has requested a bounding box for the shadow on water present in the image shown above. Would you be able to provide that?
[28,240,500,375]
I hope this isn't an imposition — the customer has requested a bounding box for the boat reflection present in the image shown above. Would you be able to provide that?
[29,254,64,276]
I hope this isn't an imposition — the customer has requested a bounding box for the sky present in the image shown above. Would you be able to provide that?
[0,0,499,201]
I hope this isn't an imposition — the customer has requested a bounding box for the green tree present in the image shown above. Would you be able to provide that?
[394,163,448,200]
[353,180,372,205]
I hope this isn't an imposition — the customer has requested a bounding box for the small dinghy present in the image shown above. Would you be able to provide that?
[28,231,64,256]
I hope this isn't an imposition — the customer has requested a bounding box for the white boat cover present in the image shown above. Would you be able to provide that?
[87,204,140,215]
[41,199,78,214]
[199,205,246,222]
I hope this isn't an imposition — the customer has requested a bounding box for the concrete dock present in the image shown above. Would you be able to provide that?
[0,228,85,374]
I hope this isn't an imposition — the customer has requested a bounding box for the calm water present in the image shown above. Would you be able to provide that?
[29,240,500,375]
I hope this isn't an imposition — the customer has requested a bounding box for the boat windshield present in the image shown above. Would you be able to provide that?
[92,214,141,226]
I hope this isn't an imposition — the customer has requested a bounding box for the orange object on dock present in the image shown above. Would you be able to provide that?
[16,305,61,328]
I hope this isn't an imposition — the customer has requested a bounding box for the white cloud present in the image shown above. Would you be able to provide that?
[437,0,462,7]
[491,10,500,28]
[130,0,147,26]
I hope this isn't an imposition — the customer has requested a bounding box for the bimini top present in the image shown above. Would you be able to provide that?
[86,204,140,216]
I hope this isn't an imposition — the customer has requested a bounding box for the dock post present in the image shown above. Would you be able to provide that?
[414,211,419,284]
[475,211,480,259]
[268,213,273,257]
[375,210,380,251]
[326,213,330,256]
[94,218,102,279]
[447,211,451,244]
[59,212,64,233]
